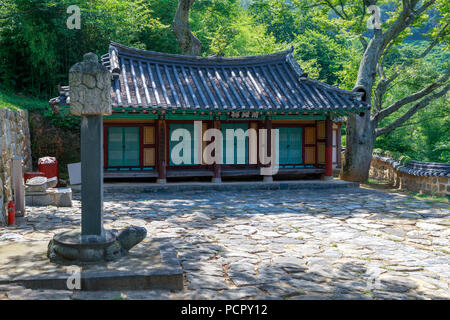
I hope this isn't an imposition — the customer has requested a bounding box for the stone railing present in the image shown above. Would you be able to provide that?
[0,108,32,225]
[369,154,449,197]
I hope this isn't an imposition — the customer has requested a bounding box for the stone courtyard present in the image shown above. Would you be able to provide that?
[0,186,449,300]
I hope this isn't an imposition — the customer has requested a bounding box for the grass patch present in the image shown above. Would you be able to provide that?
[362,179,449,204]
[367,178,389,185]
[364,290,374,298]
[358,256,372,262]
[407,192,449,204]
[0,90,48,111]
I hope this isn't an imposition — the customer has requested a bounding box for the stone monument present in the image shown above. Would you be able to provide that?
[47,53,146,264]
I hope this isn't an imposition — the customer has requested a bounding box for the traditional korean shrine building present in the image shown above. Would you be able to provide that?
[50,42,370,183]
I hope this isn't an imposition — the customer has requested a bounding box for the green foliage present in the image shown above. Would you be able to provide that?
[0,0,280,98]
[249,0,299,43]
[0,0,174,97]
[43,107,80,131]
[0,89,48,110]
[375,41,450,163]
[292,29,359,84]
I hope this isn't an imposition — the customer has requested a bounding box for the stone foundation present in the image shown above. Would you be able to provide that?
[369,156,449,197]
[0,109,32,225]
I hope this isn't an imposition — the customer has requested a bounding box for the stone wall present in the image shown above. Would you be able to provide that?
[0,108,32,225]
[369,155,449,197]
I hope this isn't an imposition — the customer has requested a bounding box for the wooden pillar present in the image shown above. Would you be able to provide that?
[212,119,222,183]
[324,116,333,179]
[263,116,273,182]
[157,118,167,184]
[337,122,342,168]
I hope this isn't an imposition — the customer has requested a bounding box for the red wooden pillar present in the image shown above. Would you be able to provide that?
[324,116,333,179]
[157,118,167,184]
[337,122,342,168]
[212,119,222,183]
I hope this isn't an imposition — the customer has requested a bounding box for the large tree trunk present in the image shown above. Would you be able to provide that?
[341,113,375,182]
[172,0,201,56]
[341,30,383,182]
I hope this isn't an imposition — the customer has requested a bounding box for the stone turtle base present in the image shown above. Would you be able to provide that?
[0,239,183,291]
[48,226,146,264]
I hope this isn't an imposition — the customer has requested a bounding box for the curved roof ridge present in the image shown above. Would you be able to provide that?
[301,77,366,99]
[109,41,294,64]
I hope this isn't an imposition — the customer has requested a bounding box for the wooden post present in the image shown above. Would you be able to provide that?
[337,122,342,168]
[324,116,333,179]
[212,119,222,183]
[157,118,167,184]
[263,116,273,182]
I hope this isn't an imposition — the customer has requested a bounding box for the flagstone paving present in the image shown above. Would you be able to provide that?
[1,187,449,300]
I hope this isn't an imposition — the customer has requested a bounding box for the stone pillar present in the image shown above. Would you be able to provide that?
[212,119,222,183]
[80,116,104,236]
[47,53,146,264]
[11,157,25,217]
[157,118,167,184]
[323,116,333,180]
[69,52,112,238]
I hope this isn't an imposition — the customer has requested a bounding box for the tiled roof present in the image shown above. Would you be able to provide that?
[97,42,369,112]
[373,155,450,177]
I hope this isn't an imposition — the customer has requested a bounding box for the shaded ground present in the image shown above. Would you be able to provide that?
[0,187,449,300]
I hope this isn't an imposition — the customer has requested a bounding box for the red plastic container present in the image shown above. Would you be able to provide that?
[7,201,15,225]
[24,171,45,184]
[38,157,59,184]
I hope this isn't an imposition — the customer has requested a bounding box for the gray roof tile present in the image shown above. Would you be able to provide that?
[104,42,369,112]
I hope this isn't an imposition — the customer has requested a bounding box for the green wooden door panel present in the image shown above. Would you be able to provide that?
[108,127,124,167]
[108,127,140,167]
[123,127,140,166]
[222,123,249,165]
[276,127,302,165]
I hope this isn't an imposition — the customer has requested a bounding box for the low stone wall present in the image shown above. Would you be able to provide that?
[0,108,32,225]
[369,155,449,197]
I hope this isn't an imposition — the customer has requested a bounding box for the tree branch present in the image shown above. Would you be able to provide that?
[374,69,450,122]
[417,22,448,59]
[338,0,349,19]
[376,83,450,136]
[359,36,368,50]
[381,0,429,51]
[373,24,447,114]
[322,0,348,20]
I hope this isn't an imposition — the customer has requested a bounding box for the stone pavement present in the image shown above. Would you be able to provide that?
[0,187,449,300]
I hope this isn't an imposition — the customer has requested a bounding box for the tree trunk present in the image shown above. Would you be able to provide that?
[341,113,375,182]
[172,0,201,56]
[341,30,383,182]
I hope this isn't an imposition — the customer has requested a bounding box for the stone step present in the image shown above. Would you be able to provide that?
[70,179,359,194]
